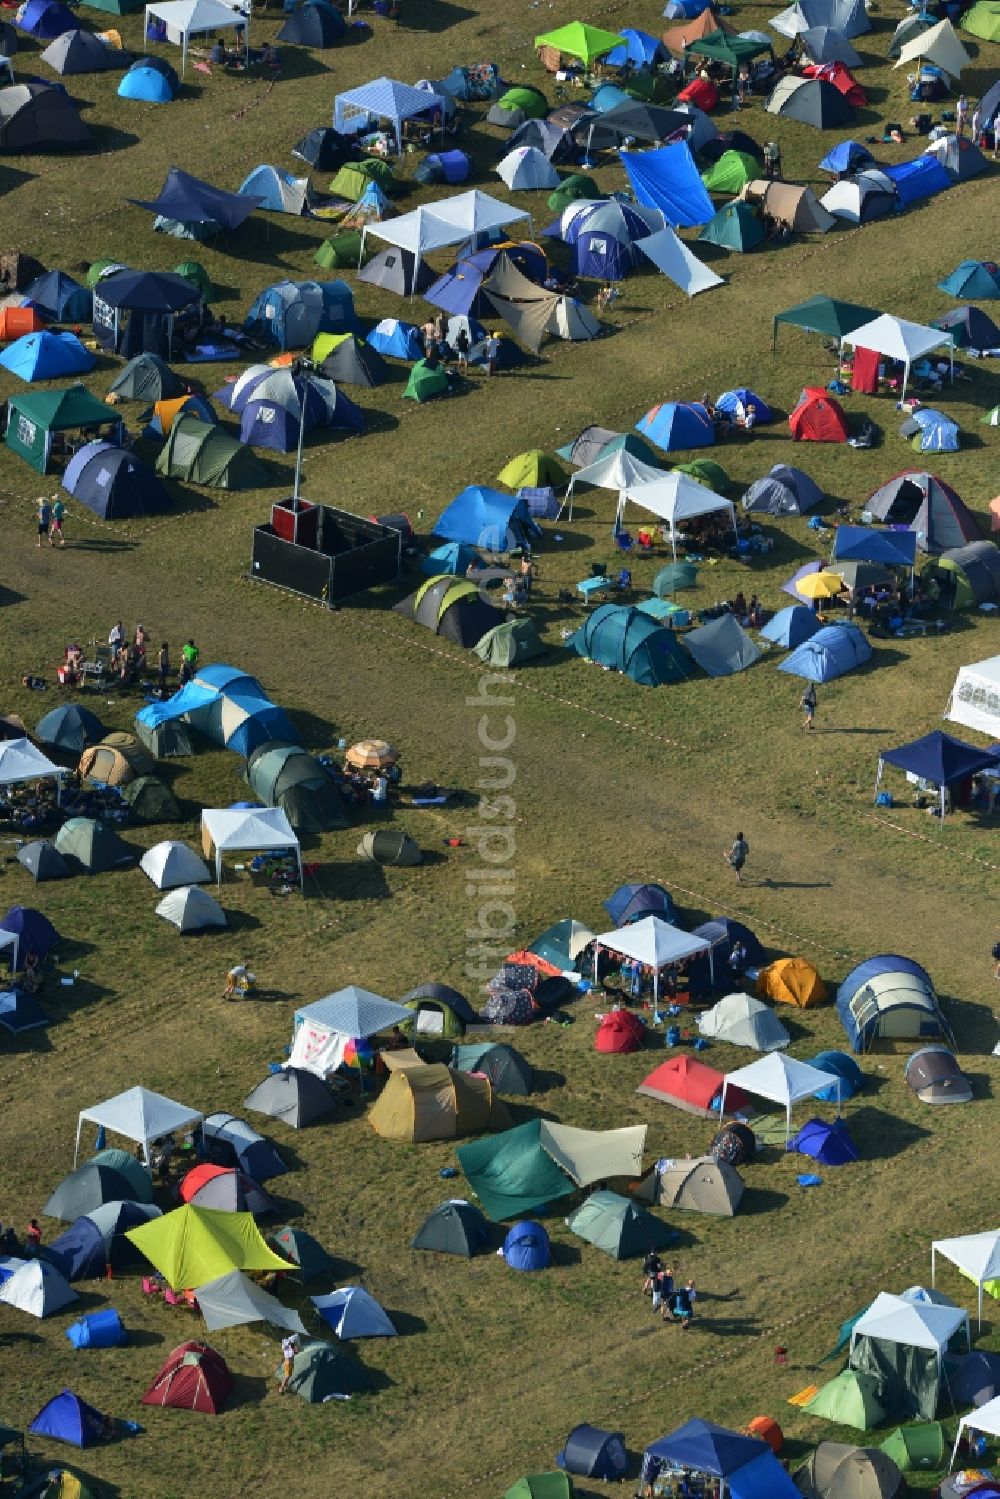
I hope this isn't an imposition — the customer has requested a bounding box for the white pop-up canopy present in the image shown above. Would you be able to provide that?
[562,448,663,521]
[851,1290,969,1365]
[593,916,712,1002]
[894,16,971,81]
[950,1392,1000,1469]
[75,1085,203,1165]
[842,314,954,399]
[145,0,248,75]
[200,806,301,889]
[422,188,531,241]
[932,1230,1000,1328]
[361,191,531,277]
[289,984,413,1074]
[0,738,65,800]
[946,654,1000,737]
[720,1052,840,1138]
[622,472,737,556]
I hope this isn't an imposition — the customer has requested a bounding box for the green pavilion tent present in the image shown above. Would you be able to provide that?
[535,21,625,66]
[879,1422,944,1471]
[687,32,772,73]
[5,387,122,474]
[125,1205,293,1290]
[772,294,880,351]
[804,1369,886,1430]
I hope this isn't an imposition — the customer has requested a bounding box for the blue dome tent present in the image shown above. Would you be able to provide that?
[118,60,177,102]
[62,442,171,520]
[24,270,91,322]
[787,1116,859,1165]
[420,541,481,576]
[0,331,95,381]
[18,0,76,38]
[244,279,354,351]
[502,1221,550,1271]
[557,1424,629,1480]
[836,954,951,1052]
[604,27,664,67]
[760,605,822,649]
[809,1049,864,1101]
[589,81,631,112]
[65,1309,127,1348]
[636,401,715,450]
[28,1390,108,1447]
[278,0,346,46]
[238,165,310,216]
[778,623,871,682]
[46,1201,161,1280]
[819,139,876,174]
[716,387,775,423]
[938,259,1000,300]
[433,486,538,552]
[366,318,424,360]
[414,150,470,186]
[604,881,677,926]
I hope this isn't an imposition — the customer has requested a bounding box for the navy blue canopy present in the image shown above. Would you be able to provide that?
[831,525,917,568]
[96,269,200,312]
[643,1419,767,1478]
[130,167,263,230]
[879,730,997,787]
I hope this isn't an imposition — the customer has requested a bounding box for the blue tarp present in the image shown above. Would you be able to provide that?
[831,525,917,567]
[0,331,95,382]
[882,155,951,206]
[879,730,997,786]
[135,681,218,728]
[29,1390,107,1447]
[728,1451,801,1499]
[778,623,871,682]
[760,605,822,649]
[621,142,714,227]
[66,1309,127,1348]
[908,408,960,452]
[433,485,535,551]
[130,167,263,230]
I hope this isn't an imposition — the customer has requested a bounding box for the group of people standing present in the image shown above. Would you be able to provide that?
[643,1253,697,1329]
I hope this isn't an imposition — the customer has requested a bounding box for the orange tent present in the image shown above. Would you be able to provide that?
[0,306,45,341]
[151,396,196,435]
[745,1417,782,1454]
[662,9,724,54]
[755,956,827,1008]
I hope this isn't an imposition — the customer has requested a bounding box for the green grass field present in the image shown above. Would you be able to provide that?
[0,0,999,1492]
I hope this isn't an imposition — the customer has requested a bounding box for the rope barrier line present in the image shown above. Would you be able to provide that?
[863,813,1000,874]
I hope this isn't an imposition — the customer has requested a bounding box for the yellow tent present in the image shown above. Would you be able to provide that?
[756,957,827,1008]
[125,1205,293,1290]
[368,1064,511,1143]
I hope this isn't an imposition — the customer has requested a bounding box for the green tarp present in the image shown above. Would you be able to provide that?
[456,1119,574,1221]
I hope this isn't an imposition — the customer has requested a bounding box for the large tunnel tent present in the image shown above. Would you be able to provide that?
[836,955,952,1052]
[922,541,1000,610]
[246,742,348,833]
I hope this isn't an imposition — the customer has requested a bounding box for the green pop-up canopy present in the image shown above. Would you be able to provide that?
[456,1119,574,1221]
[535,20,625,64]
[5,386,123,474]
[126,1205,293,1290]
[772,293,880,351]
[687,32,772,67]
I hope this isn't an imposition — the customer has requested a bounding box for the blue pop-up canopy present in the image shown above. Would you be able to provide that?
[876,731,997,816]
[831,525,917,569]
[334,76,448,153]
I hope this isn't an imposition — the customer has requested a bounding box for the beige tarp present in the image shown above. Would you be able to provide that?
[382,1049,427,1073]
[538,1121,646,1186]
[894,17,971,79]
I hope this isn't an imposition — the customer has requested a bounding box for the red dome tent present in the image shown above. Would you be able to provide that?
[142,1341,233,1414]
[595,1009,645,1054]
[636,1054,750,1117]
[789,387,848,442]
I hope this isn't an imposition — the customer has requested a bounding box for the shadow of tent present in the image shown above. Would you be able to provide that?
[397,0,477,29]
[843,1105,931,1160]
[737,1186,790,1215]
[322,861,390,901]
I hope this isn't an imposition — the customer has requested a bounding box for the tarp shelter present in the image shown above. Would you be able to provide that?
[756,956,827,1008]
[620,142,714,228]
[721,1053,841,1138]
[592,916,712,1003]
[905,1046,971,1105]
[75,1087,202,1167]
[334,76,447,153]
[557,1425,627,1481]
[683,615,760,677]
[194,1270,304,1334]
[0,1260,77,1317]
[637,1055,748,1117]
[698,992,789,1050]
[833,526,917,571]
[779,623,871,682]
[932,1232,1000,1328]
[200,807,301,889]
[0,739,65,807]
[836,955,949,1052]
[65,1309,127,1348]
[788,1116,859,1165]
[140,840,210,890]
[28,1391,107,1447]
[804,1370,886,1429]
[794,1443,905,1499]
[865,470,978,553]
[0,80,91,151]
[894,17,971,80]
[635,227,723,297]
[5,386,121,474]
[126,1206,292,1291]
[565,1189,672,1260]
[142,1340,232,1413]
[141,0,248,76]
[636,1155,744,1215]
[131,165,260,234]
[851,1292,969,1419]
[538,1121,646,1187]
[412,1199,492,1256]
[622,470,735,555]
[773,293,880,351]
[244,1067,339,1128]
[456,1119,576,1220]
[843,315,953,400]
[876,731,996,818]
[63,442,170,521]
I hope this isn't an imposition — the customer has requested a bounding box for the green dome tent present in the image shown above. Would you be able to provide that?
[496,449,566,490]
[570,604,691,685]
[315,232,364,270]
[155,415,266,490]
[55,818,135,873]
[122,775,181,823]
[921,541,1000,610]
[496,86,549,120]
[246,743,348,833]
[329,159,395,199]
[564,1189,673,1260]
[173,260,216,302]
[548,173,598,212]
[675,457,731,491]
[357,830,422,866]
[505,1475,575,1499]
[452,1042,533,1094]
[804,1369,887,1430]
[404,993,466,1038]
[403,360,449,403]
[474,618,546,667]
[878,1422,944,1471]
[698,200,766,252]
[653,561,699,596]
[702,149,759,195]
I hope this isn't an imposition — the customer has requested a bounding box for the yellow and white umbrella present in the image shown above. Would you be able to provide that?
[796,571,847,600]
[345,739,398,770]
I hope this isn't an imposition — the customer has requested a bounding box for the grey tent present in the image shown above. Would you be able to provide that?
[44,1161,144,1221]
[800,26,861,65]
[184,1168,276,1216]
[155,885,227,933]
[108,353,182,403]
[635,1155,744,1215]
[922,541,1000,610]
[411,1199,492,1256]
[196,1270,306,1333]
[134,716,194,758]
[122,775,180,823]
[358,248,436,298]
[244,1067,339,1128]
[743,463,823,515]
[559,425,625,468]
[316,334,387,388]
[39,29,129,74]
[0,82,91,152]
[140,840,210,890]
[54,818,134,873]
[482,255,597,355]
[474,618,546,667]
[557,1425,628,1482]
[888,11,932,56]
[864,471,979,553]
[451,1042,534,1094]
[270,1225,336,1282]
[16,840,70,881]
[276,1339,371,1402]
[766,75,854,128]
[904,1046,972,1104]
[246,742,348,834]
[565,1190,674,1260]
[682,614,760,677]
[357,830,422,866]
[794,1442,905,1499]
[199,1113,287,1181]
[698,992,790,1051]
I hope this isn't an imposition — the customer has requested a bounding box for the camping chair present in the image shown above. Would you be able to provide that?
[613,568,632,594]
[141,1277,162,1298]
[614,530,634,553]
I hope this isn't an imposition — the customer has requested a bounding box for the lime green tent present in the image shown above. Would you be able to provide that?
[962,1,1000,39]
[312,331,350,362]
[497,450,566,490]
[548,174,598,213]
[85,259,127,288]
[506,1475,574,1499]
[155,415,266,489]
[173,261,216,302]
[474,619,546,668]
[5,386,123,474]
[535,20,625,65]
[330,160,394,200]
[804,1369,886,1430]
[702,150,760,195]
[315,232,363,270]
[674,458,730,491]
[497,87,549,119]
[125,1205,293,1290]
[404,360,449,403]
[879,1422,944,1471]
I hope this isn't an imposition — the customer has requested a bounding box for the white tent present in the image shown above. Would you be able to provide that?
[894,17,971,81]
[421,188,531,241]
[360,206,467,276]
[945,655,1000,737]
[592,916,712,1002]
[0,1259,77,1318]
[0,738,65,801]
[851,1290,969,1365]
[195,1269,306,1333]
[200,807,301,889]
[720,1053,840,1138]
[156,884,227,933]
[636,228,724,299]
[361,191,531,276]
[932,1231,1000,1328]
[698,993,790,1052]
[75,1085,203,1165]
[141,840,211,890]
[622,472,737,556]
[562,448,664,520]
[144,0,248,75]
[820,170,897,225]
[496,146,560,192]
[842,314,954,399]
[538,1121,647,1185]
[290,985,412,1074]
[950,1393,1000,1469]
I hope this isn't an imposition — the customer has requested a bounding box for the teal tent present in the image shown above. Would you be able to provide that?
[565,1190,674,1259]
[570,604,691,685]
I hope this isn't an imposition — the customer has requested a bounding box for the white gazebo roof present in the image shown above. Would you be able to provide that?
[362,206,469,262]
[953,1393,1000,1468]
[422,188,530,237]
[76,1085,203,1164]
[851,1290,969,1358]
[843,314,953,365]
[200,807,301,886]
[721,1052,839,1137]
[933,1230,1000,1327]
[623,471,735,536]
[294,985,411,1037]
[147,0,245,28]
[0,738,64,788]
[593,915,710,969]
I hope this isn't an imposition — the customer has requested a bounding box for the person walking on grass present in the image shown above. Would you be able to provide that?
[800,681,817,730]
[724,832,749,883]
[36,497,51,548]
[279,1333,299,1393]
[50,495,67,547]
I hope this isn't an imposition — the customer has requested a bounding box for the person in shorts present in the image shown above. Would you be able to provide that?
[724,833,749,883]
[50,496,66,547]
[36,498,51,547]
[279,1334,299,1392]
[800,681,817,729]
